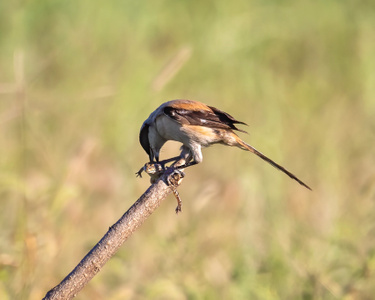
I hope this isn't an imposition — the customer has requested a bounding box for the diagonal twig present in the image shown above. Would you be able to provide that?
[43,168,184,300]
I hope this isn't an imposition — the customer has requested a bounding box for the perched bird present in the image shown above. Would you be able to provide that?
[139,99,311,190]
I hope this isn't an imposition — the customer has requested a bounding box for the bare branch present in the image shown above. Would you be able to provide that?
[43,168,184,300]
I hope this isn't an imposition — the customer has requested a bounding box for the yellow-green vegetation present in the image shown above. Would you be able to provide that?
[1,1,375,299]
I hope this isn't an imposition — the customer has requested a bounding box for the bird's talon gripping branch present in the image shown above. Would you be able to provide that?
[169,169,185,184]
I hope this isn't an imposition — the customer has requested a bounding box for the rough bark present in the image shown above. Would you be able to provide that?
[43,168,184,300]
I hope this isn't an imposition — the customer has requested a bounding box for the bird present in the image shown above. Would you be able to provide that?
[139,99,311,190]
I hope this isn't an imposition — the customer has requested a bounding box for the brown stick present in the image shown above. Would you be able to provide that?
[43,168,184,300]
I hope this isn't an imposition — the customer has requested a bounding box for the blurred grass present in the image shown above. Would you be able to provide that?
[1,0,375,299]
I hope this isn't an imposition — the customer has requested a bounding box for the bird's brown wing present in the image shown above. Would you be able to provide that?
[163,102,247,133]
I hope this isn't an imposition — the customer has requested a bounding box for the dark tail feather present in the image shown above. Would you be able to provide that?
[238,140,312,190]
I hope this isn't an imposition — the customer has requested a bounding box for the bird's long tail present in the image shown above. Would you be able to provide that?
[236,138,312,190]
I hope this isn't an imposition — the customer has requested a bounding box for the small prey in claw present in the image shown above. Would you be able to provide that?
[136,162,164,183]
[136,162,185,213]
[167,169,185,214]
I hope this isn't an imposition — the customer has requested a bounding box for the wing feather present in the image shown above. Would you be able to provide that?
[163,103,247,133]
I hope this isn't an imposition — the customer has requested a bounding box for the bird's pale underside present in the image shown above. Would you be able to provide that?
[137,99,311,198]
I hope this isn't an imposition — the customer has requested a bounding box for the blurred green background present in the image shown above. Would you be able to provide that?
[1,0,375,299]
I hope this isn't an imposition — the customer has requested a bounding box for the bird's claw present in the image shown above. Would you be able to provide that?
[167,169,185,186]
